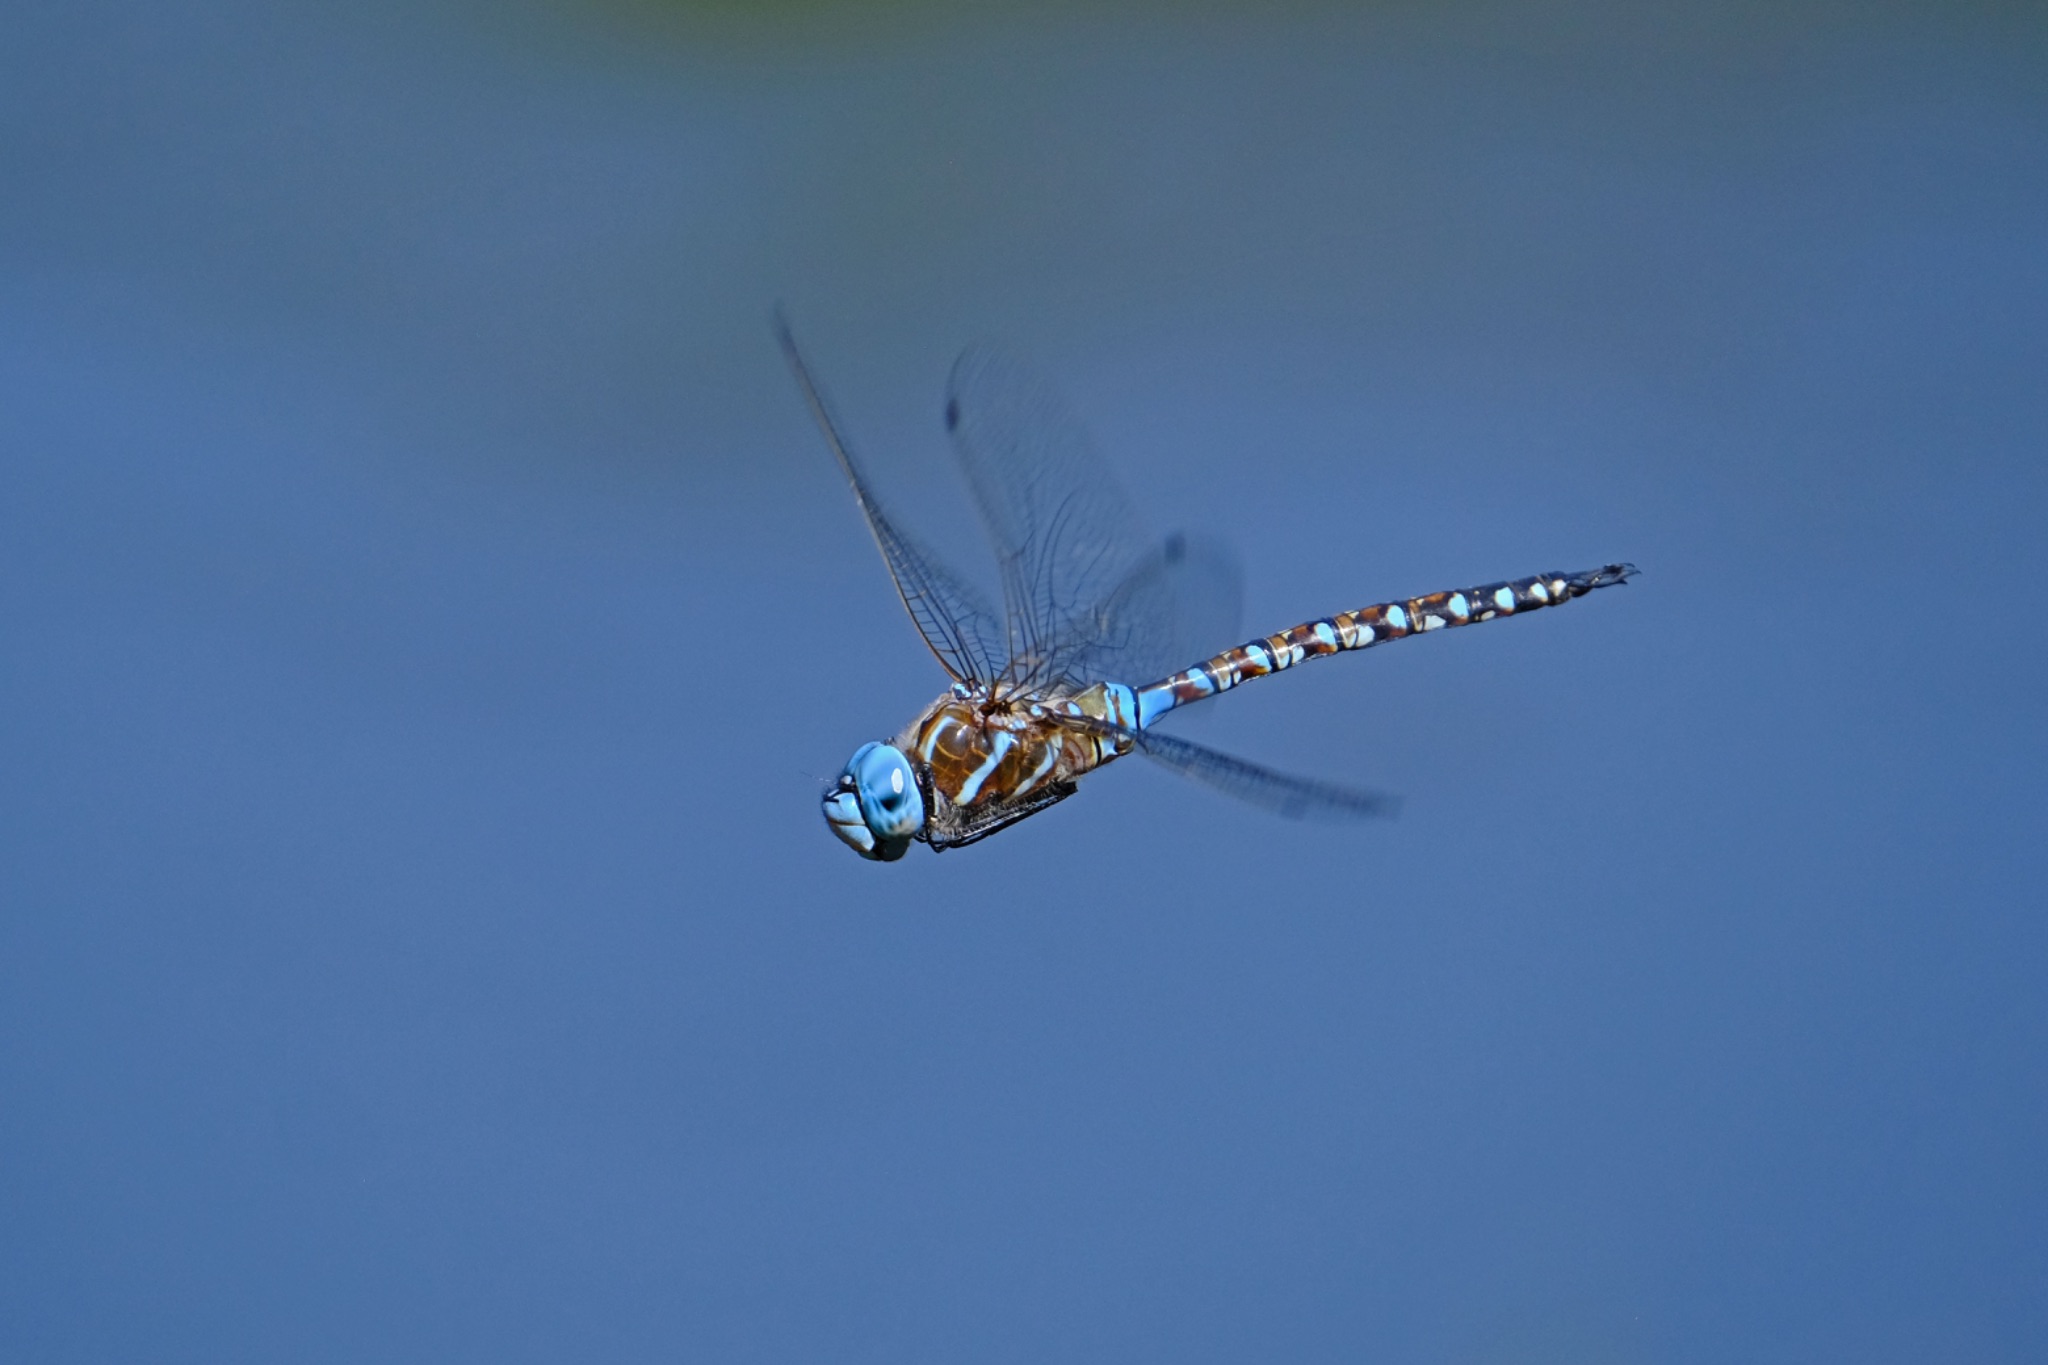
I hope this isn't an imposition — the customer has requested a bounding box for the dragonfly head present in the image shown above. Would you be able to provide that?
[822,741,925,861]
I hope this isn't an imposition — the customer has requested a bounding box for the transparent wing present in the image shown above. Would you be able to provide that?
[944,347,1240,688]
[1086,531,1243,687]
[1053,714,1400,821]
[779,318,1006,686]
[1134,728,1400,819]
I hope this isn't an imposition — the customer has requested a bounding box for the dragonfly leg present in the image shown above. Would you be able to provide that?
[924,782,1080,850]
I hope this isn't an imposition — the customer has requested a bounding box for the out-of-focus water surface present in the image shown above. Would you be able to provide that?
[4,1,2044,1359]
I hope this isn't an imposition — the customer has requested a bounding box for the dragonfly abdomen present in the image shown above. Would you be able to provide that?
[1135,564,1636,724]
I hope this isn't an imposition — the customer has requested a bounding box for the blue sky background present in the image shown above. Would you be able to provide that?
[3,2,2045,1360]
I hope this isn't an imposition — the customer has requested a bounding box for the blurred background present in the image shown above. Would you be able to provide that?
[3,1,2044,1360]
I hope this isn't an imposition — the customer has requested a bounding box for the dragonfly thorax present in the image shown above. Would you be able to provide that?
[906,681,1139,819]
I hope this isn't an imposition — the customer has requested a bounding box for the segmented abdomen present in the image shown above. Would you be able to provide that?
[1135,564,1636,724]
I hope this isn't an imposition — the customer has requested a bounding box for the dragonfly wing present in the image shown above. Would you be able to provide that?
[779,317,1006,686]
[1051,714,1399,821]
[945,347,1235,688]
[1135,728,1399,820]
[1082,530,1243,687]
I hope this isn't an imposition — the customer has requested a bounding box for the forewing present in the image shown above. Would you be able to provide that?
[945,346,1178,687]
[779,319,1005,685]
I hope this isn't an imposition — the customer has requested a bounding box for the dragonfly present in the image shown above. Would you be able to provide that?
[781,319,1636,861]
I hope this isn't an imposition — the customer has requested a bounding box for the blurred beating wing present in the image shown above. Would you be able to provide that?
[778,317,1006,686]
[944,346,1241,689]
[1088,530,1243,688]
[1052,714,1400,821]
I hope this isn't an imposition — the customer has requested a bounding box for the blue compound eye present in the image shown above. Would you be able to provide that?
[822,742,924,861]
[851,742,924,843]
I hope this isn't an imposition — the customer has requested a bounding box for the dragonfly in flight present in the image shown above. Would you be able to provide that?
[782,320,1635,860]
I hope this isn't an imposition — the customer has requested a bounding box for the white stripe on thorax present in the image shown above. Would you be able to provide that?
[953,729,1016,804]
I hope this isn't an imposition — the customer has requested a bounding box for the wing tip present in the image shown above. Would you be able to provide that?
[1281,790,1403,822]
